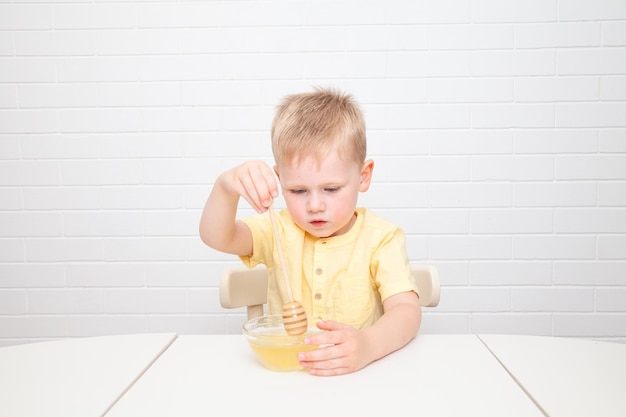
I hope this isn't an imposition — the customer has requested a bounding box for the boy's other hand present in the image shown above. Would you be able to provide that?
[298,320,374,376]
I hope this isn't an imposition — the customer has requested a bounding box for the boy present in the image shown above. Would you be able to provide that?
[199,87,421,376]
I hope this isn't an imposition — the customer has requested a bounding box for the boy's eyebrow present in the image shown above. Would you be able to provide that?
[282,181,343,189]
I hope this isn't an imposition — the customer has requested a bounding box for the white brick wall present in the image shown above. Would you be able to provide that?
[1,0,625,346]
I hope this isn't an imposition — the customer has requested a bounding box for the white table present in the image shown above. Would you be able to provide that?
[105,334,544,417]
[3,333,625,417]
[479,334,626,417]
[0,333,177,417]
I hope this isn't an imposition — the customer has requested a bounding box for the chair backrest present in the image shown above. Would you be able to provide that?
[219,266,269,320]
[410,264,441,308]
[220,264,440,320]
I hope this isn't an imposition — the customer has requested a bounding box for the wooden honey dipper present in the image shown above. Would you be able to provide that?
[268,204,308,335]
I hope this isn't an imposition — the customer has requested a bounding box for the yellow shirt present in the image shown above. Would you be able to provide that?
[240,208,418,329]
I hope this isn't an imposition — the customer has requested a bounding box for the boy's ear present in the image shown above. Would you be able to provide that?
[273,165,280,180]
[359,159,374,192]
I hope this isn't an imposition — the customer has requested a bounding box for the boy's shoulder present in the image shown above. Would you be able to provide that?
[357,208,402,233]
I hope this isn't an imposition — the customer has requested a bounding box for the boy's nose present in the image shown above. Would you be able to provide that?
[307,193,325,212]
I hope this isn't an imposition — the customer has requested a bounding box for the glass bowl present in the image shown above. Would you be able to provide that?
[243,314,321,371]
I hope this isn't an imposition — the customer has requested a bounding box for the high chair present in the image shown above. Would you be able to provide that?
[219,264,440,320]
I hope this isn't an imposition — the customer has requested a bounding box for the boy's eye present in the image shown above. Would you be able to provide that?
[290,189,306,194]
[324,187,339,193]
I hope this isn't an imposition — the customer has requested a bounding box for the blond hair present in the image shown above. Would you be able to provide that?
[271,87,366,168]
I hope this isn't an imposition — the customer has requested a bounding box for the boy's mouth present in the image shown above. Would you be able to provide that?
[310,220,327,228]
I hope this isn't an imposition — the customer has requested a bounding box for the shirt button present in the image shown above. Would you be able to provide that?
[315,293,322,300]
[315,268,323,275]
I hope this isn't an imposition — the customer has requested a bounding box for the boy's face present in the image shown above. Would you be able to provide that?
[275,149,373,238]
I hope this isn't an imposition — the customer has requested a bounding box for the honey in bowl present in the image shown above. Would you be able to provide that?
[248,335,318,371]
[243,315,321,371]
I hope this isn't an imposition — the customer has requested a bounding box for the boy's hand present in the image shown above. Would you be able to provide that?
[219,160,279,213]
[297,320,374,376]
